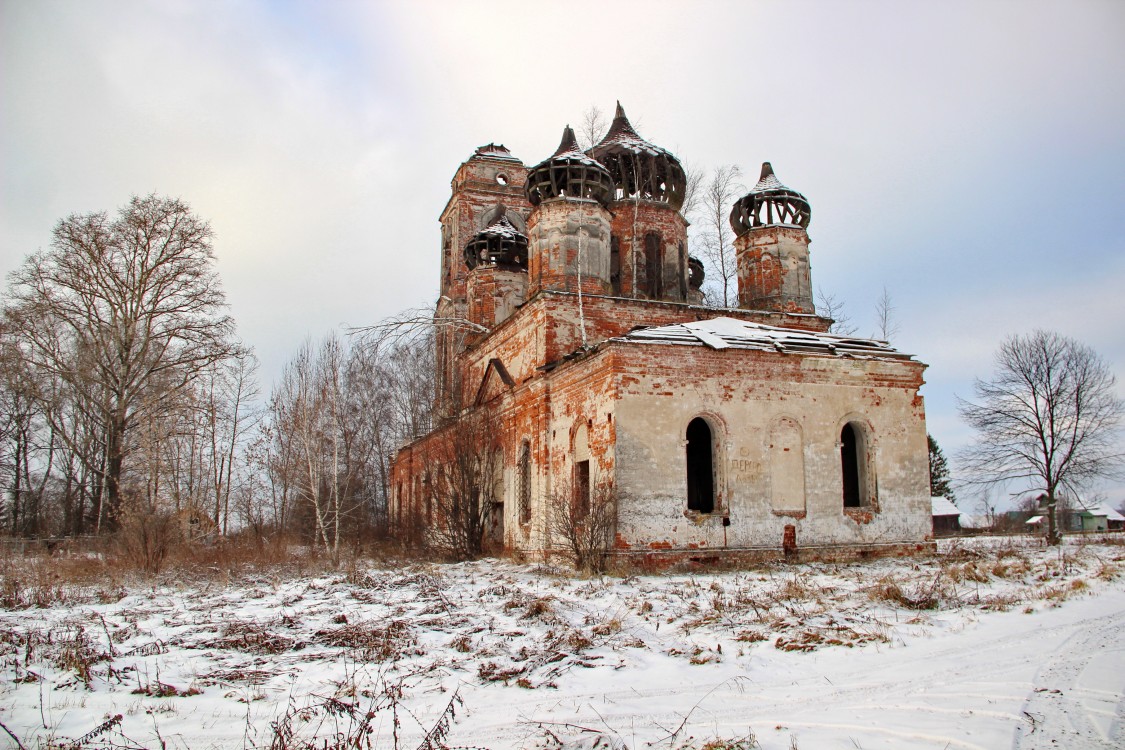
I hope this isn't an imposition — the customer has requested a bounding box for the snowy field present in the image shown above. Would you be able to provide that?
[1,536,1123,750]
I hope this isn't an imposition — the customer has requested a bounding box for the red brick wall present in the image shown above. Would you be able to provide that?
[735,225,815,314]
[606,200,689,301]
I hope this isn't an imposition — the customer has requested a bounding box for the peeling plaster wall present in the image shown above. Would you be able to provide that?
[609,343,931,553]
[466,267,528,333]
[735,225,815,314]
[395,293,931,563]
[527,199,612,297]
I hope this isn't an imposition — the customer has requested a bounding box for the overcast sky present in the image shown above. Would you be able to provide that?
[3,0,1123,507]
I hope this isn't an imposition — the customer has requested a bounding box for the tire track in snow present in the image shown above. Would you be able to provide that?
[1012,606,1125,749]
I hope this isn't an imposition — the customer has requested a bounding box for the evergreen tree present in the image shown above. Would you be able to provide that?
[928,434,955,504]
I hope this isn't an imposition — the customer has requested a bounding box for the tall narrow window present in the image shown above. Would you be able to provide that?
[517,441,531,524]
[841,422,863,508]
[422,473,433,524]
[575,460,590,519]
[686,417,715,513]
[678,241,688,301]
[610,235,621,296]
[644,232,663,298]
[574,423,591,518]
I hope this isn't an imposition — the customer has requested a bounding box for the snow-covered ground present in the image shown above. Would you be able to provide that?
[1,536,1123,749]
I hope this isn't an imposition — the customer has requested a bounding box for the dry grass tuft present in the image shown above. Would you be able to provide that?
[867,575,940,610]
[735,629,769,643]
[199,619,302,655]
[944,561,991,584]
[313,619,416,662]
[1095,560,1120,581]
[54,622,113,688]
[775,623,887,652]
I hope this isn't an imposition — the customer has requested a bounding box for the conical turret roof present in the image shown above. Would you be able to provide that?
[552,126,584,157]
[594,102,674,158]
[588,102,686,208]
[525,126,614,206]
[750,162,787,192]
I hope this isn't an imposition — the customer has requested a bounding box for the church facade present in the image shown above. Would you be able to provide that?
[390,105,933,565]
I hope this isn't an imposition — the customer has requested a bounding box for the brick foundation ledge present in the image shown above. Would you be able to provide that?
[602,540,937,571]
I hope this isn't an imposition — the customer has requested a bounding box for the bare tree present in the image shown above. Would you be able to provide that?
[973,491,999,531]
[417,406,501,560]
[349,305,487,350]
[269,336,351,560]
[201,351,260,536]
[3,195,239,530]
[958,330,1124,544]
[695,165,743,307]
[547,473,617,574]
[576,105,608,151]
[0,345,54,537]
[815,288,857,335]
[348,313,436,532]
[679,163,706,221]
[263,328,429,552]
[873,286,900,342]
[350,303,481,418]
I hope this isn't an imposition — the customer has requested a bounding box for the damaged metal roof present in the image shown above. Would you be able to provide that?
[614,316,916,360]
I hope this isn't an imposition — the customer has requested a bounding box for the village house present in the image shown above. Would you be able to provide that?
[931,496,962,537]
[390,104,934,565]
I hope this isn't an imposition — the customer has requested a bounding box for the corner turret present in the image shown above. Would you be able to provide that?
[731,163,815,314]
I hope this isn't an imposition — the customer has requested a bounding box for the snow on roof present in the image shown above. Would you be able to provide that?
[960,514,992,529]
[532,126,609,171]
[745,162,807,200]
[1081,503,1125,521]
[1102,504,1125,522]
[931,496,960,517]
[477,214,525,241]
[590,102,678,161]
[472,143,521,161]
[1026,515,1045,525]
[615,316,915,361]
[752,169,785,192]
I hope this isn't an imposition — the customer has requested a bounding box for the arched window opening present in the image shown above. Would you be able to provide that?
[686,417,715,513]
[841,422,864,508]
[517,441,531,524]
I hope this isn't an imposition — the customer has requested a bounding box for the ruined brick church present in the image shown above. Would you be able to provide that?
[390,104,933,564]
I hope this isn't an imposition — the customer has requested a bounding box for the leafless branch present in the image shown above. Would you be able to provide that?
[958,330,1124,543]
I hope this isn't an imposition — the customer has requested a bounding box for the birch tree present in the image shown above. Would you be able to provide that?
[695,165,743,307]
